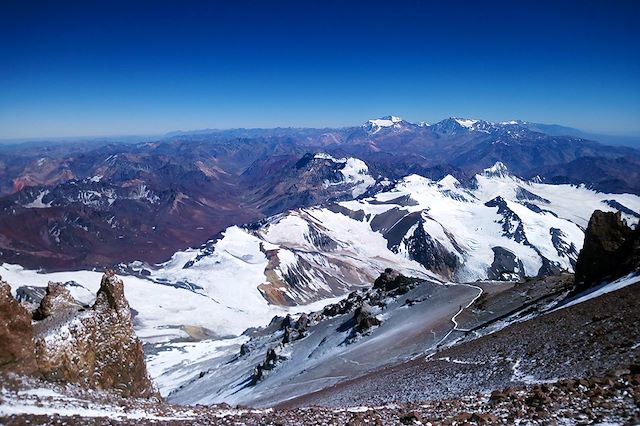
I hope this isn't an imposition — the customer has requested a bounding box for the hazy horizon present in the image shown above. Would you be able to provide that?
[2,115,640,145]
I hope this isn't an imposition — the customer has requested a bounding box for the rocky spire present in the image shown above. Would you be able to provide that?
[93,269,130,318]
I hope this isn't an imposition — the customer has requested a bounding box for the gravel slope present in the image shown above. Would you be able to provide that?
[283,281,640,408]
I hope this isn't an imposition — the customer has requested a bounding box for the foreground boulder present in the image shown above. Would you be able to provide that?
[0,279,37,374]
[573,210,640,294]
[353,302,381,334]
[32,271,156,397]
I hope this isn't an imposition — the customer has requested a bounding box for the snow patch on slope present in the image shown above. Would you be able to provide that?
[555,274,640,312]
[340,158,376,197]
[314,153,375,197]
[367,116,403,128]
[454,118,479,128]
[23,190,52,208]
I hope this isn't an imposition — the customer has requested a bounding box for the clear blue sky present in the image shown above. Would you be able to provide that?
[1,0,639,138]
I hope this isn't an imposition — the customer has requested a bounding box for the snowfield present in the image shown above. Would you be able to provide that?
[0,262,347,342]
[313,153,376,197]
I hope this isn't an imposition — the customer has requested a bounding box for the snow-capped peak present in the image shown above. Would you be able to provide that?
[499,120,527,126]
[454,118,479,128]
[363,116,411,134]
[313,152,375,197]
[366,116,403,128]
[314,152,346,163]
[482,161,510,178]
[369,115,402,127]
[363,116,433,133]
[438,174,461,188]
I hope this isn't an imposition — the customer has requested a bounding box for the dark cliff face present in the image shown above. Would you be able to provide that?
[573,210,640,293]
[402,220,458,280]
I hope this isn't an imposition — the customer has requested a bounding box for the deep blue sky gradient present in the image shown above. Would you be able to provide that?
[1,0,639,138]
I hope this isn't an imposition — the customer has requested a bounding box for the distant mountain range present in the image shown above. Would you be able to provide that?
[0,116,639,270]
[162,117,640,147]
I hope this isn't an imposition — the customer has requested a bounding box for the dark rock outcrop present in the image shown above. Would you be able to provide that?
[337,302,383,343]
[15,285,47,309]
[403,218,459,279]
[574,210,640,293]
[282,313,310,345]
[373,268,420,292]
[353,303,381,334]
[0,279,37,374]
[487,247,525,281]
[252,345,287,384]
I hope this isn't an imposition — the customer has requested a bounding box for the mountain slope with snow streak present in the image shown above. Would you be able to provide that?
[137,208,434,331]
[312,153,375,197]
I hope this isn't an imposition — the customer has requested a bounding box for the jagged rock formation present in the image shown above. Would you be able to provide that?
[352,303,381,334]
[0,279,37,374]
[28,271,156,397]
[282,313,310,344]
[245,269,422,387]
[574,210,640,293]
[32,281,81,320]
[251,346,287,385]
